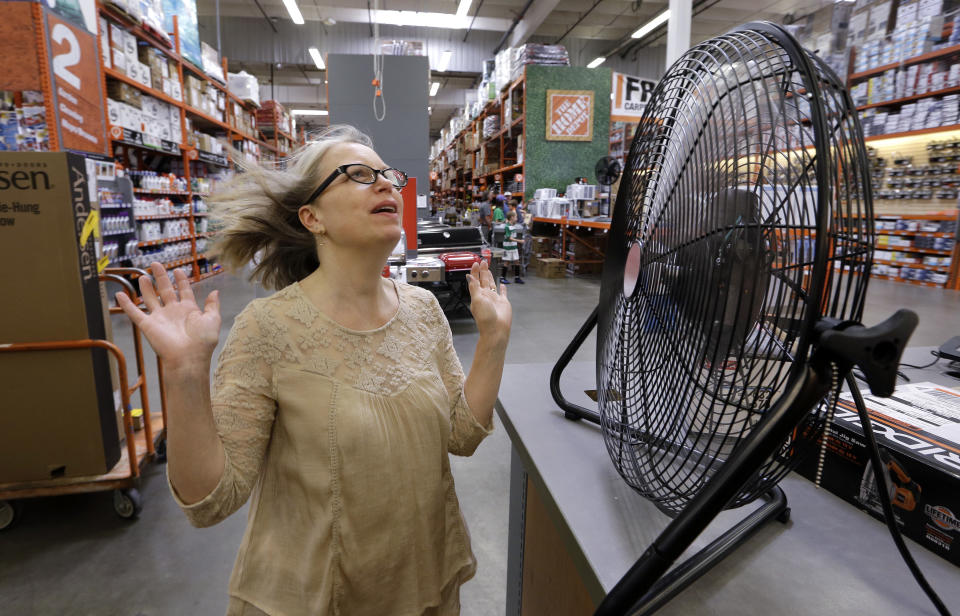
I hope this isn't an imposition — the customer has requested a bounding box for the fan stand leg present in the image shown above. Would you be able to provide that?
[594,360,833,616]
[550,305,601,423]
[625,486,789,616]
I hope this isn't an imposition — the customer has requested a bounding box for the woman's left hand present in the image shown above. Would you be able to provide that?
[466,260,512,343]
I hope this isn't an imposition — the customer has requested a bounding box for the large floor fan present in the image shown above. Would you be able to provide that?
[550,22,951,616]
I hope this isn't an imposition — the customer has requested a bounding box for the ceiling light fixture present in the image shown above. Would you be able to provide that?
[631,9,669,39]
[455,0,472,18]
[375,10,467,28]
[437,50,453,73]
[430,82,440,96]
[291,109,329,116]
[308,47,325,70]
[587,56,606,68]
[281,0,305,25]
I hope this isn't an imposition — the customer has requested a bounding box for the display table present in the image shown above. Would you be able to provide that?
[496,349,960,615]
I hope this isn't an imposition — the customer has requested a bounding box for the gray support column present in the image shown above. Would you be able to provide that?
[666,0,692,68]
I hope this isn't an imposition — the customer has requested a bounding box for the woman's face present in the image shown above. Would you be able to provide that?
[308,142,404,249]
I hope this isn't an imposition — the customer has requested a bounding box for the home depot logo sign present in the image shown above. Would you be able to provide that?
[546,90,594,142]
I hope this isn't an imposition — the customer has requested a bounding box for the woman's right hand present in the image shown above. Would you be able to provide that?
[115,262,221,366]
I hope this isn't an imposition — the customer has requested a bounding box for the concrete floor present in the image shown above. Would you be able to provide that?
[0,270,957,615]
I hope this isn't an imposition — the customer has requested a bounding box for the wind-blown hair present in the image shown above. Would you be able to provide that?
[208,124,374,290]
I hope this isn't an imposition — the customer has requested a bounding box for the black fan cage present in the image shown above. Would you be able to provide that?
[597,23,875,517]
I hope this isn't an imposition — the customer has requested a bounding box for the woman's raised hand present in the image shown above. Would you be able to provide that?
[466,260,512,345]
[115,262,222,367]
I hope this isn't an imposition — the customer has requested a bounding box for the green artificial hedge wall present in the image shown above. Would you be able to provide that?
[524,65,612,201]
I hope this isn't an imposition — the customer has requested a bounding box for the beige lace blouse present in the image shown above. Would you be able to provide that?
[169,280,494,616]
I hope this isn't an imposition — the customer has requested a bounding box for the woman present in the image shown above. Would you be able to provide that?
[116,125,512,615]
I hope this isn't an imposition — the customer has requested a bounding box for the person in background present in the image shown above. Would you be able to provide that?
[477,189,493,243]
[513,198,525,225]
[492,195,506,223]
[501,210,524,284]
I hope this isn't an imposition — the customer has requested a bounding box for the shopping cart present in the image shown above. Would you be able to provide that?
[0,269,167,529]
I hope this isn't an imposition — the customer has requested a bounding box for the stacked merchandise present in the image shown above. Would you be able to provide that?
[0,91,49,152]
[511,44,570,80]
[101,19,182,101]
[482,115,501,138]
[493,48,514,92]
[228,71,261,106]
[107,84,183,144]
[379,40,424,55]
[229,100,257,136]
[257,100,294,153]
[257,101,292,134]
[103,0,170,46]
[860,94,960,136]
[852,0,951,74]
[188,130,227,157]
[874,158,960,200]
[129,170,189,193]
[201,41,225,84]
[183,74,226,123]
[851,59,960,104]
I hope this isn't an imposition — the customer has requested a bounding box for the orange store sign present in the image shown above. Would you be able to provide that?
[44,10,106,153]
[546,90,594,142]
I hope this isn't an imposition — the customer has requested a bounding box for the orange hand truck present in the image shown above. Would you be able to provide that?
[0,269,167,529]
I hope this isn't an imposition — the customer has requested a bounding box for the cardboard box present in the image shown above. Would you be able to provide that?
[106,98,121,127]
[796,382,960,566]
[535,257,566,278]
[112,47,126,73]
[106,81,142,109]
[109,23,124,49]
[0,152,122,482]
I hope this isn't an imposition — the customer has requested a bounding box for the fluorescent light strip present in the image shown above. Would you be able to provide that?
[308,47,325,70]
[375,10,468,28]
[631,9,669,39]
[430,82,440,96]
[437,50,453,73]
[281,0,305,24]
[456,0,472,18]
[292,109,329,116]
[587,56,606,68]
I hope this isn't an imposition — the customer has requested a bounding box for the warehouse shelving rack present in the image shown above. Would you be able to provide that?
[96,6,302,282]
[430,74,526,208]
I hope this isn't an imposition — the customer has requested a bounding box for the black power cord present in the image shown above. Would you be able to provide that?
[846,373,952,616]
[901,350,942,370]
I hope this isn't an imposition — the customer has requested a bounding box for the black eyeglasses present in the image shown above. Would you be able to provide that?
[303,163,408,206]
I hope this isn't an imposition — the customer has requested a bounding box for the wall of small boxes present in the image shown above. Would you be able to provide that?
[852,3,955,73]
[106,84,182,144]
[101,19,182,101]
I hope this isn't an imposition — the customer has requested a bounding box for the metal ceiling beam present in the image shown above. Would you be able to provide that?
[494,0,535,53]
[553,0,605,44]
[249,0,278,32]
[506,0,563,48]
[463,0,485,42]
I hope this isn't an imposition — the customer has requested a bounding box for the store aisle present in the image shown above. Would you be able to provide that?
[0,271,956,615]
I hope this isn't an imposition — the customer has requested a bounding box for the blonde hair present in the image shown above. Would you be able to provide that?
[208,125,374,290]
